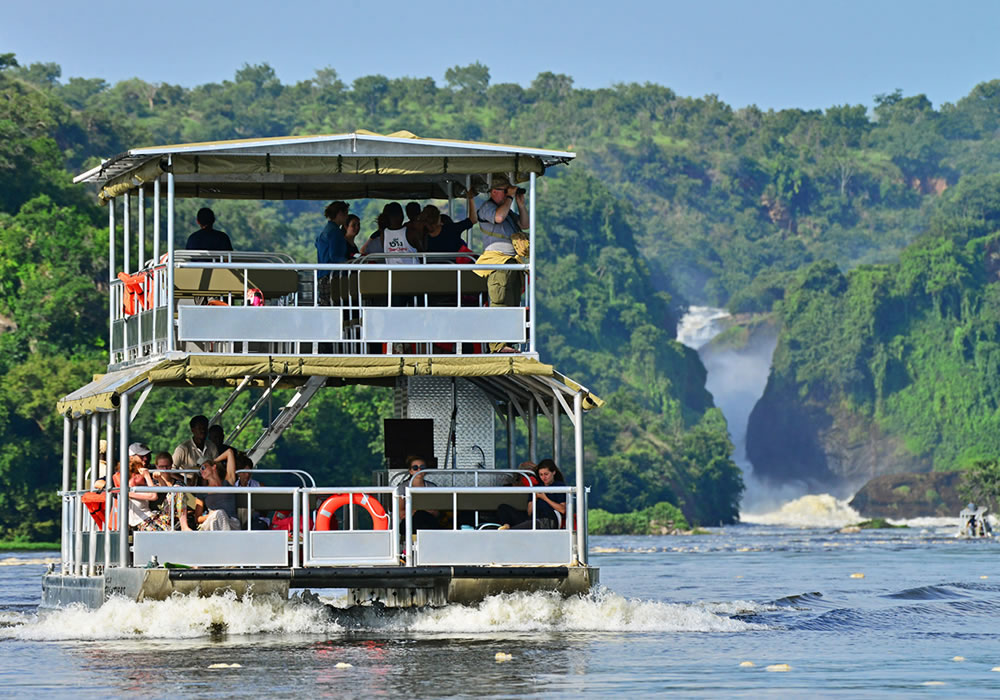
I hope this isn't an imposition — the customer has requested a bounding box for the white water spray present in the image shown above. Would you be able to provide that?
[677,306,791,512]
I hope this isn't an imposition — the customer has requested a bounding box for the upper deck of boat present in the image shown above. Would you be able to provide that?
[71,130,574,378]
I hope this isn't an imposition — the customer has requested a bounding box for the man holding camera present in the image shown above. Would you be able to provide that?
[477,174,529,254]
[475,175,530,352]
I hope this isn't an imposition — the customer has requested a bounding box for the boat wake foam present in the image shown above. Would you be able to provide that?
[0,588,764,640]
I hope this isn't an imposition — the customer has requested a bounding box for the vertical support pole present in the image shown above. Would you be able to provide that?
[61,416,71,574]
[153,178,161,266]
[166,157,176,352]
[574,391,586,565]
[105,411,113,570]
[291,484,300,568]
[552,396,561,467]
[506,402,516,470]
[88,413,99,575]
[405,488,414,564]
[528,397,537,464]
[118,398,130,567]
[74,418,85,575]
[138,185,145,270]
[528,171,537,354]
[108,199,116,361]
[123,192,131,275]
[447,180,454,220]
[89,414,99,489]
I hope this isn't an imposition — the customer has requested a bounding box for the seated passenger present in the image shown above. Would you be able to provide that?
[196,447,240,530]
[186,207,233,251]
[399,455,441,531]
[500,459,566,530]
[120,443,171,531]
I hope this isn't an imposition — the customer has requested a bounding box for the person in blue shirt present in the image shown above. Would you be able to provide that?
[315,201,349,305]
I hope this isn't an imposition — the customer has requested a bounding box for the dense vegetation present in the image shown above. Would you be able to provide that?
[748,174,1000,489]
[5,52,1000,536]
[0,55,744,539]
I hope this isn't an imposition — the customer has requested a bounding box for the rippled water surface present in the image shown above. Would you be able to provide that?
[3,520,1000,697]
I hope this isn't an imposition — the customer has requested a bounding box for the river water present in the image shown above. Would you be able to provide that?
[3,509,999,697]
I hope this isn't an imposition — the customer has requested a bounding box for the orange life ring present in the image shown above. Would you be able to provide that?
[315,493,389,531]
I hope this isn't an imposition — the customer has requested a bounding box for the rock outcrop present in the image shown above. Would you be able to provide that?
[848,471,964,519]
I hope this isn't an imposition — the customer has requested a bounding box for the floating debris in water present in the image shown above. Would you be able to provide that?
[981,576,989,579]
[850,573,865,579]
[952,656,965,662]
[495,652,513,663]
[335,662,353,669]
[765,664,791,672]
[208,663,241,669]
[922,681,945,686]
[738,661,754,667]
[991,667,1000,672]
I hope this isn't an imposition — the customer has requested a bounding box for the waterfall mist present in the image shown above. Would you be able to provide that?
[678,306,807,512]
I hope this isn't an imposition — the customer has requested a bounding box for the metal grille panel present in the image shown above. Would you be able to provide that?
[405,377,495,471]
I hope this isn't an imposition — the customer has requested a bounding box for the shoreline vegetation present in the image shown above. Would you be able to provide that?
[0,540,60,552]
[588,502,694,535]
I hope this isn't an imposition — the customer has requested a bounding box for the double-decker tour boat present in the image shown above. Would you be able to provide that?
[44,130,601,608]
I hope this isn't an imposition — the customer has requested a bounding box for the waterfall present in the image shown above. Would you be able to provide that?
[677,306,782,511]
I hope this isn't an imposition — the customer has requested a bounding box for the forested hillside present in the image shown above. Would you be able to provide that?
[4,52,1000,538]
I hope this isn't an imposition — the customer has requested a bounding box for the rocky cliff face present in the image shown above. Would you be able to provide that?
[746,382,933,497]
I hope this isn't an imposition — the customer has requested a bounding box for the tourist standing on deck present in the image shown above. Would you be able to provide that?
[474,175,530,352]
[186,208,233,251]
[172,415,219,481]
[344,214,361,258]
[316,201,350,305]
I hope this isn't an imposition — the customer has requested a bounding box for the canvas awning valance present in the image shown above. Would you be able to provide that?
[57,355,602,418]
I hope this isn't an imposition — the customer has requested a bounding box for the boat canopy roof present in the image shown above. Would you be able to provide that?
[73,130,575,202]
[57,355,602,418]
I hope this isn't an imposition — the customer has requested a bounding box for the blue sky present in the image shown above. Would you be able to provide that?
[3,0,998,111]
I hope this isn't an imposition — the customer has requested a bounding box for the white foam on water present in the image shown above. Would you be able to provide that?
[1,591,338,641]
[741,494,861,528]
[1,589,764,640]
[383,589,765,634]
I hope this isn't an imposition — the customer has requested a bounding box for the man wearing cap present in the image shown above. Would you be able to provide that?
[474,175,531,352]
[172,415,219,480]
[476,174,528,255]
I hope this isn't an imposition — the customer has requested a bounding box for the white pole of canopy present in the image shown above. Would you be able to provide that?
[118,398,130,567]
[153,178,161,264]
[529,172,537,354]
[528,397,537,464]
[108,200,115,360]
[61,416,71,573]
[74,419,85,575]
[138,185,145,270]
[574,391,585,565]
[166,157,176,352]
[506,402,516,470]
[90,413,99,490]
[123,192,130,275]
[552,395,561,467]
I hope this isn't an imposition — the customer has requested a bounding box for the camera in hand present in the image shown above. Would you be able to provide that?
[516,187,526,196]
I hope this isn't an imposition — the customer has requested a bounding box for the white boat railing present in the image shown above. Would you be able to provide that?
[58,480,584,573]
[109,253,532,368]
